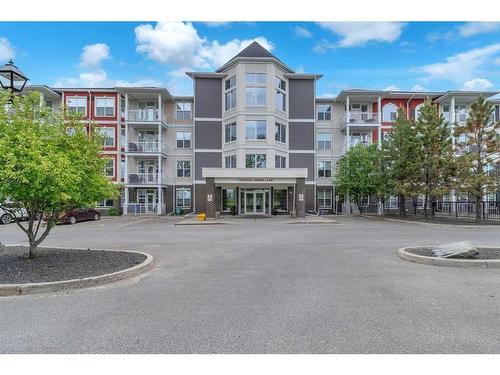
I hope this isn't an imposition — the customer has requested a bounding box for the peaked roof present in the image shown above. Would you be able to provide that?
[216,41,294,73]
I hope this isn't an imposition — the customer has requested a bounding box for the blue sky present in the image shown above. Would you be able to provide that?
[1,21,499,96]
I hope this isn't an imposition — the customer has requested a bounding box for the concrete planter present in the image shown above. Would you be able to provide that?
[398,246,500,268]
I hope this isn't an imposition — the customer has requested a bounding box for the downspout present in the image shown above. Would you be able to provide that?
[406,93,415,119]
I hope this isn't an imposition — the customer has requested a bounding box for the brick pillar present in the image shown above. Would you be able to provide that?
[205,177,216,219]
[295,178,306,218]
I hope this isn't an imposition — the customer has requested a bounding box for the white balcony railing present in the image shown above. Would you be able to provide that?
[127,109,163,122]
[345,112,379,124]
[124,203,163,215]
[127,140,167,154]
[127,173,166,185]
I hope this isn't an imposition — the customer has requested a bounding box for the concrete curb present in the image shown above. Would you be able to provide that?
[0,246,154,296]
[397,246,500,268]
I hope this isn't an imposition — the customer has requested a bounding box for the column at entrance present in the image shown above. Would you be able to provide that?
[206,177,216,218]
[295,178,306,218]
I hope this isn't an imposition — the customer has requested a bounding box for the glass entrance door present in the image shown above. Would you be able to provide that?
[244,190,266,214]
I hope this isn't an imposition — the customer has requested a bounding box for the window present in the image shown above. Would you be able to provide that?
[97,199,114,208]
[275,76,286,111]
[222,188,236,212]
[245,73,266,106]
[318,190,332,208]
[176,102,192,120]
[275,155,286,168]
[246,120,266,140]
[225,155,237,168]
[316,104,332,121]
[98,127,115,148]
[246,87,266,106]
[273,189,287,211]
[246,154,266,168]
[66,127,75,136]
[318,161,332,178]
[67,96,87,115]
[414,104,423,120]
[275,122,286,143]
[95,97,115,117]
[120,96,126,116]
[176,188,191,208]
[176,161,191,177]
[224,76,236,111]
[120,158,125,179]
[224,122,237,143]
[350,132,371,147]
[350,104,368,112]
[176,131,191,148]
[382,103,398,122]
[104,159,114,178]
[45,100,53,109]
[317,132,332,149]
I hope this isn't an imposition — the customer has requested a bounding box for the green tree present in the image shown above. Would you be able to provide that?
[334,143,382,212]
[454,96,500,222]
[380,107,420,216]
[0,91,119,258]
[414,99,457,218]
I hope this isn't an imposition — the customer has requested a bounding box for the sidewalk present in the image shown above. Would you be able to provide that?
[175,214,339,225]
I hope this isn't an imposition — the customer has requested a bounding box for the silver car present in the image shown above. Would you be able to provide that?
[0,203,28,224]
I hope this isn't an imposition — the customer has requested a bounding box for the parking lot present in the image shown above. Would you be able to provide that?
[0,215,499,353]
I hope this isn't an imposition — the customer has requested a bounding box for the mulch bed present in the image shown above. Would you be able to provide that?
[406,247,500,260]
[0,249,146,284]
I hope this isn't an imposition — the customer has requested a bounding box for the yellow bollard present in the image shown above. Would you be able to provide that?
[197,213,206,221]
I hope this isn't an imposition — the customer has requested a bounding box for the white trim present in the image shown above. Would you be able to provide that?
[288,150,315,153]
[289,119,315,123]
[194,117,222,122]
[202,167,308,179]
[194,149,223,153]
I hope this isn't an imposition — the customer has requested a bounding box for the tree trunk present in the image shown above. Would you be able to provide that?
[476,195,482,223]
[28,241,37,259]
[399,194,406,217]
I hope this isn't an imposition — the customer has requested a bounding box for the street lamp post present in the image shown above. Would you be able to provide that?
[0,59,29,93]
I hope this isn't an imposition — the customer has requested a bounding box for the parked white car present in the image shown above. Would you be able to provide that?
[0,204,28,224]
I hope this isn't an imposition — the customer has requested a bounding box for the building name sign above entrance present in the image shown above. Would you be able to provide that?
[237,177,274,182]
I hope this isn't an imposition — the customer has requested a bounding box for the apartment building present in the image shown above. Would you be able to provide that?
[23,42,500,217]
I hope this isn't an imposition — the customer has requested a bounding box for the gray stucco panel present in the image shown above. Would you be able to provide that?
[289,79,315,119]
[289,122,314,150]
[195,121,222,149]
[195,152,222,180]
[289,153,314,181]
[194,78,222,118]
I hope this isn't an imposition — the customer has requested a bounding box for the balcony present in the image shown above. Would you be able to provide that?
[342,112,380,130]
[127,173,166,185]
[127,109,164,122]
[127,140,167,154]
[124,203,165,215]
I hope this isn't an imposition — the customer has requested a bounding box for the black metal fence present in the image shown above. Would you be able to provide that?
[383,199,500,221]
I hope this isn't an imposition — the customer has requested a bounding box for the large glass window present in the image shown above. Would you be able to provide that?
[176,102,192,120]
[275,122,286,143]
[317,132,332,149]
[97,199,114,208]
[222,188,236,212]
[318,160,332,178]
[245,73,266,84]
[245,87,266,106]
[98,127,115,148]
[176,160,191,177]
[176,131,191,148]
[176,188,191,208]
[246,120,266,140]
[275,76,286,111]
[224,122,237,143]
[382,103,398,122]
[224,76,237,111]
[275,155,286,168]
[67,96,87,115]
[273,189,287,211]
[318,190,332,208]
[316,104,331,121]
[246,154,266,168]
[95,97,115,117]
[104,159,114,178]
[224,155,237,168]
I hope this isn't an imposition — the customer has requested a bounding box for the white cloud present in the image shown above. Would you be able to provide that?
[0,37,14,61]
[135,21,273,69]
[318,92,336,98]
[55,44,161,88]
[419,43,500,83]
[292,26,312,38]
[203,22,231,28]
[411,84,427,92]
[295,65,305,74]
[495,57,500,66]
[458,22,500,37]
[460,78,494,91]
[383,85,400,91]
[313,39,336,54]
[79,43,110,68]
[317,22,405,47]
